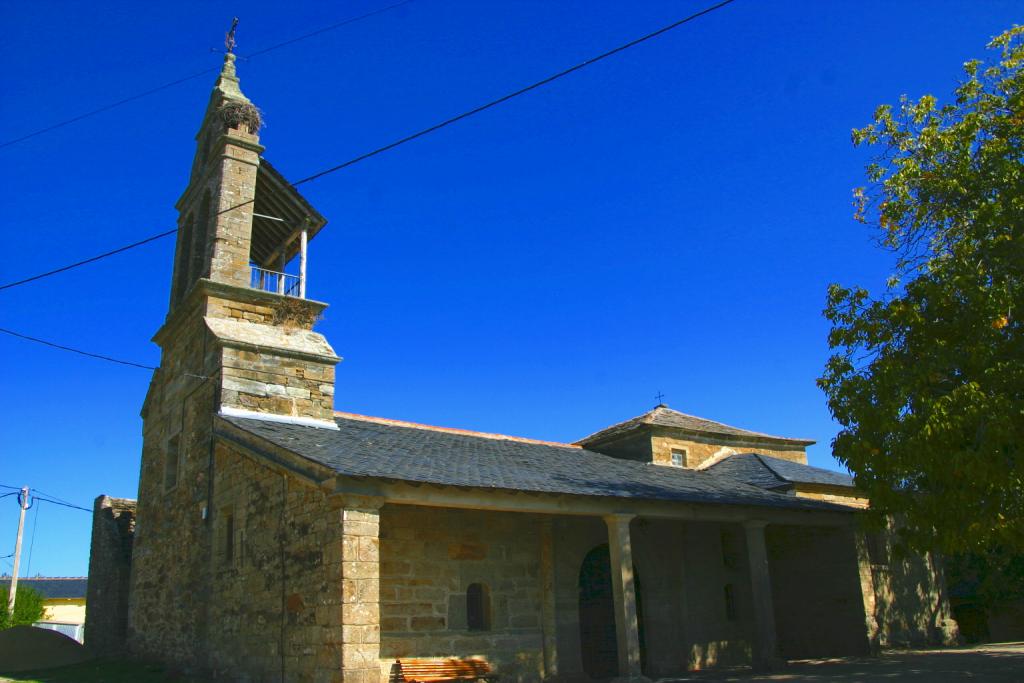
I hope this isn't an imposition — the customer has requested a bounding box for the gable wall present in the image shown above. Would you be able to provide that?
[204,441,348,680]
[130,427,350,681]
[650,428,807,469]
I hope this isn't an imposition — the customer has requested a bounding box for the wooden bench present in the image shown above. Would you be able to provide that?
[394,658,498,683]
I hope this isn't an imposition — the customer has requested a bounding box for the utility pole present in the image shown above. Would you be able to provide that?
[7,486,29,615]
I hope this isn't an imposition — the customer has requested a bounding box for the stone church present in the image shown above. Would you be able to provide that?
[86,52,959,682]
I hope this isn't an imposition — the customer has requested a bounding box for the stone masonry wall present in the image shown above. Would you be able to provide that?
[203,440,351,682]
[85,495,136,656]
[766,525,869,659]
[221,346,335,421]
[129,302,218,669]
[379,506,546,683]
[650,429,807,469]
[868,534,959,648]
[792,484,869,509]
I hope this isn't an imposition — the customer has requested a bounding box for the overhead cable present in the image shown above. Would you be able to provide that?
[0,0,420,150]
[0,0,737,293]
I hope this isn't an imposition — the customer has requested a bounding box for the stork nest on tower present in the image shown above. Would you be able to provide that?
[218,101,263,134]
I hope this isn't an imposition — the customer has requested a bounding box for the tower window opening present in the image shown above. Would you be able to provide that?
[164,435,180,491]
[223,510,235,564]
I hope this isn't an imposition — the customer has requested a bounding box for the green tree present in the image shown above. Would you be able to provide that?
[819,26,1024,556]
[0,585,46,629]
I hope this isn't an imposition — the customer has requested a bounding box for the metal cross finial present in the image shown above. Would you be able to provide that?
[225,17,240,54]
[655,391,665,405]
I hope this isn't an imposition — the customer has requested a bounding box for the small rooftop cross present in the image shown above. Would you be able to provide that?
[654,391,665,405]
[225,17,239,54]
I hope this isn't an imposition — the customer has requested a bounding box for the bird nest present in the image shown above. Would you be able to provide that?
[218,101,262,134]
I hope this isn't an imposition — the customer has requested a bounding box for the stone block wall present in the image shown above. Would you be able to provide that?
[202,441,351,682]
[792,484,869,509]
[85,495,136,656]
[584,428,807,469]
[766,525,870,658]
[220,346,335,421]
[130,301,220,668]
[675,522,756,669]
[650,429,807,469]
[378,506,546,683]
[868,534,959,647]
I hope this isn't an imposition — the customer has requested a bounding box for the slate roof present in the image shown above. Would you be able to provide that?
[575,405,815,447]
[0,577,87,599]
[220,413,851,513]
[705,453,855,491]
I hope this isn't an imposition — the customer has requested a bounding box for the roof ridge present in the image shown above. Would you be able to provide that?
[576,404,814,446]
[332,411,581,449]
[751,453,792,485]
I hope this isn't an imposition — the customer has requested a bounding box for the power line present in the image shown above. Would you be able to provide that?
[2,488,93,513]
[25,502,40,577]
[0,0,420,151]
[34,497,92,514]
[291,0,738,187]
[29,489,79,508]
[0,326,156,370]
[0,0,738,295]
[0,229,177,292]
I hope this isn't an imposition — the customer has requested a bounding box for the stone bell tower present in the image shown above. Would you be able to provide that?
[128,46,339,664]
[150,47,339,429]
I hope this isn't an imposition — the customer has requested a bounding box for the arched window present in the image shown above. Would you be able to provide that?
[466,583,491,631]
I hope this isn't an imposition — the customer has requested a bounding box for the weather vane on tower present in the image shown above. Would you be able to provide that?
[225,17,239,54]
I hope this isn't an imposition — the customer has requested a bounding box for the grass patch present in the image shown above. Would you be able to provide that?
[0,658,209,682]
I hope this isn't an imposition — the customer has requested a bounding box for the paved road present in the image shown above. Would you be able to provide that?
[671,642,1024,681]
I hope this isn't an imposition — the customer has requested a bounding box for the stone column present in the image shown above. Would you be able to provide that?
[340,500,383,683]
[743,521,779,671]
[539,519,558,680]
[603,514,644,681]
[853,530,881,654]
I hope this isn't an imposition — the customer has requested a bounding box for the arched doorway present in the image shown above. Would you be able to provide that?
[578,543,646,679]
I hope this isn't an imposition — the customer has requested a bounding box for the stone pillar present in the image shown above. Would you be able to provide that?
[603,514,644,681]
[340,500,383,683]
[743,521,779,671]
[539,519,558,680]
[853,530,881,654]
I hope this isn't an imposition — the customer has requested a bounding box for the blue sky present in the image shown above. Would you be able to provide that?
[0,1,1019,576]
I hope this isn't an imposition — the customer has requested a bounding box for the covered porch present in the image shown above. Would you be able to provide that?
[354,490,875,683]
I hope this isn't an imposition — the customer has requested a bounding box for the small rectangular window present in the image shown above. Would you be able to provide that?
[670,448,686,467]
[723,583,737,621]
[164,435,180,491]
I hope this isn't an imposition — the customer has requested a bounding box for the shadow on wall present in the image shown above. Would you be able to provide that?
[872,549,959,647]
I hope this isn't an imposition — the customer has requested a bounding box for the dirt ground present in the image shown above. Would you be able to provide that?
[671,642,1024,682]
[3,643,1022,682]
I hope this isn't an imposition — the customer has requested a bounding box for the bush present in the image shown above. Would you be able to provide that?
[0,585,45,629]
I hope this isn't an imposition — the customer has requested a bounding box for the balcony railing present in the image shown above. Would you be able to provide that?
[250,266,302,298]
